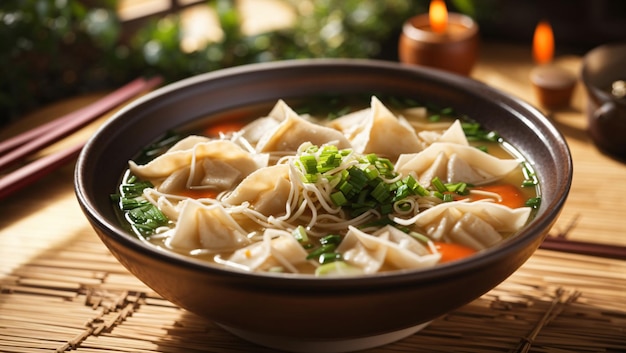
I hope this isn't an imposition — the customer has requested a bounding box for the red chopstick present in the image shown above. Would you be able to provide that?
[540,236,626,260]
[0,76,162,200]
[0,142,84,200]
[0,76,163,171]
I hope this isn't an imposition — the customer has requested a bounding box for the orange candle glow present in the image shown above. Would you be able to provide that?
[429,0,448,34]
[399,0,479,75]
[532,20,554,64]
[530,20,576,109]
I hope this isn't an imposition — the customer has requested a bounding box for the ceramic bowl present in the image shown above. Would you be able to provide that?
[75,59,572,353]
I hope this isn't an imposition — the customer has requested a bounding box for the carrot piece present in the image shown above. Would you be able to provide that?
[471,184,526,208]
[433,241,477,263]
[176,188,219,199]
[205,122,246,137]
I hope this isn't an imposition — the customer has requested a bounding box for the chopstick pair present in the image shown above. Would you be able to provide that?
[0,76,163,200]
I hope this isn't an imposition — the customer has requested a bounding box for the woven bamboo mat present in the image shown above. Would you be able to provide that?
[1,224,625,353]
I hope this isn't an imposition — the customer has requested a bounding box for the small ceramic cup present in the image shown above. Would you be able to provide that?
[398,13,479,76]
[581,43,626,160]
[530,64,577,110]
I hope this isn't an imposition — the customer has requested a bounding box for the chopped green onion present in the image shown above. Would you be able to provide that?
[446,182,469,195]
[119,198,150,210]
[440,107,455,115]
[318,252,342,264]
[431,177,447,194]
[120,181,154,198]
[462,122,501,142]
[379,203,393,214]
[371,182,391,203]
[112,174,169,238]
[126,204,168,235]
[428,114,441,122]
[320,234,342,245]
[364,166,379,180]
[292,226,309,243]
[338,180,354,197]
[300,155,318,174]
[306,244,336,260]
[136,131,183,164]
[315,261,362,276]
[392,183,410,202]
[330,191,348,206]
[525,197,541,209]
[521,162,539,187]
[348,167,369,190]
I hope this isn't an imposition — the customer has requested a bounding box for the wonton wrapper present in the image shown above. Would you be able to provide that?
[329,97,422,160]
[395,201,532,250]
[225,229,310,273]
[167,200,251,252]
[395,142,520,187]
[337,225,441,274]
[222,164,292,217]
[238,100,293,146]
[255,101,350,152]
[129,139,268,192]
[417,119,470,147]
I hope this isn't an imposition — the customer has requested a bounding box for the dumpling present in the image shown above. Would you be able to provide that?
[336,225,441,274]
[224,228,310,273]
[222,164,292,217]
[393,201,532,250]
[166,135,211,152]
[255,102,351,152]
[335,228,389,274]
[417,119,470,147]
[329,96,422,160]
[142,188,184,220]
[394,142,520,187]
[326,107,370,141]
[167,199,251,252]
[129,140,269,193]
[238,100,292,146]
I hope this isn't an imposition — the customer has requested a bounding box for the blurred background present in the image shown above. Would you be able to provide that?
[2,0,625,126]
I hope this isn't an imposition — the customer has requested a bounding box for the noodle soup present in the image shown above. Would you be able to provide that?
[112,95,539,276]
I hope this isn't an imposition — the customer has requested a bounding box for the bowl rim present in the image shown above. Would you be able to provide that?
[75,58,572,288]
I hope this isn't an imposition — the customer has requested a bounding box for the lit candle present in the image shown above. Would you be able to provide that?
[530,20,577,109]
[398,0,479,76]
[429,0,448,34]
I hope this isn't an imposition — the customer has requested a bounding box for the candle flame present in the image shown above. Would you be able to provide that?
[533,20,554,65]
[429,0,448,34]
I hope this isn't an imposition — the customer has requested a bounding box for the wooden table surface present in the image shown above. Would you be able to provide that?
[1,43,625,352]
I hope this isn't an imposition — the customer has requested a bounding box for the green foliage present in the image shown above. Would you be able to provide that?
[0,0,426,125]
[0,0,121,123]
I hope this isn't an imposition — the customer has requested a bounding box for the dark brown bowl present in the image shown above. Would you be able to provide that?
[75,59,572,352]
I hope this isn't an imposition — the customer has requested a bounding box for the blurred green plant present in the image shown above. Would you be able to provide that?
[1,0,428,125]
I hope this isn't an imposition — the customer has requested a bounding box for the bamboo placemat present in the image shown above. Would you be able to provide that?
[1,223,625,353]
[1,43,626,352]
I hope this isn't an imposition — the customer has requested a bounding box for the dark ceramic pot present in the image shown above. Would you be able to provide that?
[75,59,572,352]
[581,42,626,161]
